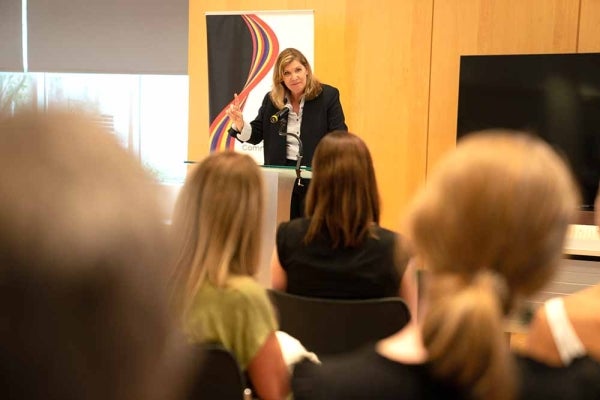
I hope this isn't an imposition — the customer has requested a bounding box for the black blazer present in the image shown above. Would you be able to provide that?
[228,84,347,167]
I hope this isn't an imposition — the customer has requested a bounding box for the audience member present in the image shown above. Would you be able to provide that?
[292,131,578,400]
[516,188,600,399]
[0,110,187,400]
[170,152,289,400]
[271,131,416,309]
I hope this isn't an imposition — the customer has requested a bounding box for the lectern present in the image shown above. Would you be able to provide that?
[256,165,311,286]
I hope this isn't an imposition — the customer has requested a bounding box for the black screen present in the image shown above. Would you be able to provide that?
[457,53,600,211]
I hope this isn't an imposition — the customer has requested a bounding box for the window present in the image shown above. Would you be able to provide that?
[0,71,188,184]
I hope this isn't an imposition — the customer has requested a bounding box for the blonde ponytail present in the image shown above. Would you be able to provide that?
[406,132,579,399]
[422,272,515,400]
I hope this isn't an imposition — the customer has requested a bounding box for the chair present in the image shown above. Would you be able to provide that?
[267,289,411,357]
[186,343,251,400]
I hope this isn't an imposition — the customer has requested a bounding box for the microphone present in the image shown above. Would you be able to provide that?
[270,104,292,123]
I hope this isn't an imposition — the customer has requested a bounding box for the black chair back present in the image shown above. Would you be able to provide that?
[187,343,248,400]
[267,289,411,356]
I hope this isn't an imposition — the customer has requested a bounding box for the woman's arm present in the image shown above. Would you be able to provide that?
[325,85,347,131]
[247,331,290,400]
[399,258,419,323]
[270,247,287,290]
[523,305,563,365]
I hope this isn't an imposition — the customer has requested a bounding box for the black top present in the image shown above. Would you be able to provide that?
[276,218,404,300]
[292,345,465,400]
[228,84,347,167]
[515,355,600,400]
[293,346,600,400]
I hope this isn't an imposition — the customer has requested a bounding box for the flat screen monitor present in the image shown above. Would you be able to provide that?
[457,53,600,213]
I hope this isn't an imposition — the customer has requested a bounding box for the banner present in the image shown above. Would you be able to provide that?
[206,11,314,164]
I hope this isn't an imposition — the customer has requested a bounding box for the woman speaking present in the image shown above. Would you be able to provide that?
[227,47,347,219]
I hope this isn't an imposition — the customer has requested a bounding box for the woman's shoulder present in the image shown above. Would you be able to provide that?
[377,323,427,364]
[516,353,600,370]
[320,83,340,96]
[564,285,600,320]
[293,343,461,400]
[278,217,311,235]
[515,354,600,399]
[263,91,279,108]
[224,276,276,316]
[227,275,265,296]
[196,276,264,304]
[373,225,397,237]
[370,225,400,247]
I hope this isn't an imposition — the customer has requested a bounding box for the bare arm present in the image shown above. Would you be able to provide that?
[523,306,563,366]
[270,247,287,290]
[399,258,419,323]
[246,331,290,400]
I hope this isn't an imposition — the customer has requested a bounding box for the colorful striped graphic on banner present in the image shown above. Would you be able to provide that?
[208,14,279,152]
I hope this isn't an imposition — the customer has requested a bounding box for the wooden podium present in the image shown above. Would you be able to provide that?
[256,165,312,286]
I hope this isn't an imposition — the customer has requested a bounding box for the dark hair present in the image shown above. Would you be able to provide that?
[304,131,380,247]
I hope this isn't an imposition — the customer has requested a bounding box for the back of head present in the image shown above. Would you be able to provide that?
[408,131,578,400]
[0,110,180,400]
[170,151,264,314]
[305,131,380,247]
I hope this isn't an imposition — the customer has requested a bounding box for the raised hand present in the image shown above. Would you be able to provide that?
[226,93,244,131]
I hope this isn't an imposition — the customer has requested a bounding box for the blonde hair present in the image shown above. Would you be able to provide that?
[170,151,264,316]
[270,48,323,109]
[408,131,578,400]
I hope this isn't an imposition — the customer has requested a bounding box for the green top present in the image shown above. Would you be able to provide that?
[185,275,278,369]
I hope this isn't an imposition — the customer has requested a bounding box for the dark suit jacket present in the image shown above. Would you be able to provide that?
[228,84,347,167]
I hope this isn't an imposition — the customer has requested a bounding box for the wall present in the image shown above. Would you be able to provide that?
[189,0,600,230]
[428,0,580,175]
[189,0,432,229]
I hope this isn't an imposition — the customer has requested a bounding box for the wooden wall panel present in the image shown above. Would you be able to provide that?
[189,0,433,229]
[340,1,433,229]
[190,0,584,231]
[579,0,600,52]
[427,0,580,176]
